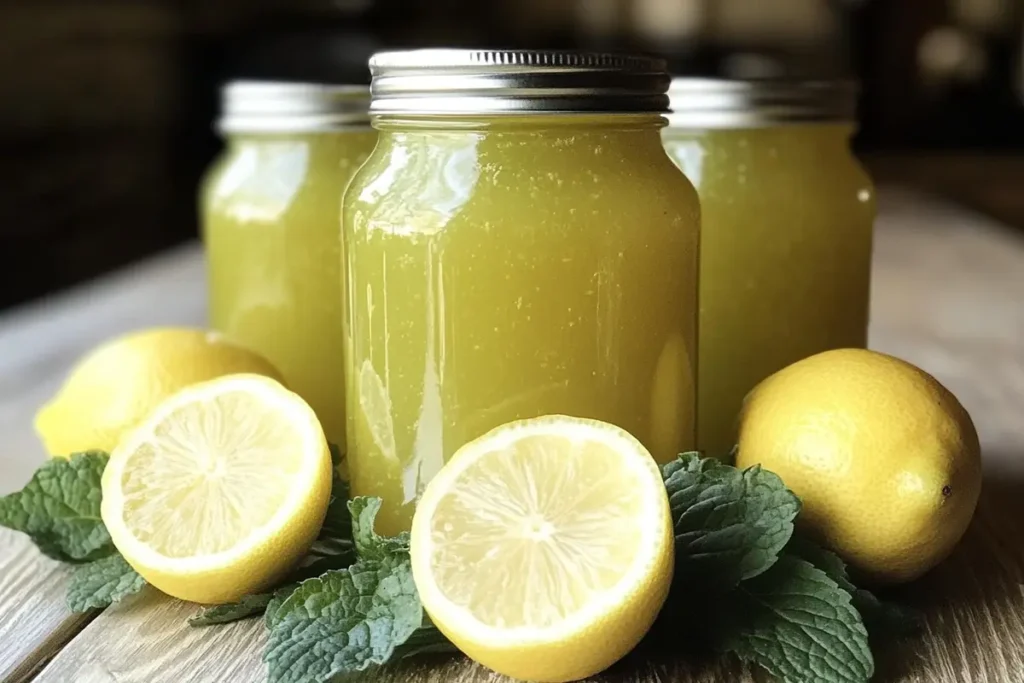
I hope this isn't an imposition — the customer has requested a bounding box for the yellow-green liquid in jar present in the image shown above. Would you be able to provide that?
[344,117,700,535]
[663,123,875,456]
[203,129,377,449]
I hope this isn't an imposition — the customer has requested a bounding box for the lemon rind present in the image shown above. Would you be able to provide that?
[101,373,328,573]
[410,415,671,647]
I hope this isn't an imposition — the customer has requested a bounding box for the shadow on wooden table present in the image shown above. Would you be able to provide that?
[873,457,1024,682]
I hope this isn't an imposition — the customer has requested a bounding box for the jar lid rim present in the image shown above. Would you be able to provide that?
[217,80,371,133]
[368,49,671,116]
[666,77,859,127]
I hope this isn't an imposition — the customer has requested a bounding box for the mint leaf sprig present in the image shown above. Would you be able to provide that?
[262,494,448,682]
[0,451,114,563]
[714,554,873,683]
[664,452,800,587]
[661,451,916,683]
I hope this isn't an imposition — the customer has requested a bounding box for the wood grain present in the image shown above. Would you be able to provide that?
[11,189,1024,683]
[31,591,266,683]
[0,531,91,683]
[0,245,205,680]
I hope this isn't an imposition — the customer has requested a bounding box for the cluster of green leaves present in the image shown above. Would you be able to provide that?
[0,449,916,683]
[661,453,918,683]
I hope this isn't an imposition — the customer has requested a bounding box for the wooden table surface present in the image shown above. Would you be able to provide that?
[2,188,1024,683]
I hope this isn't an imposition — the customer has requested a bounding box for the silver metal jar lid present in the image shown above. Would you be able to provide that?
[217,81,371,134]
[368,49,670,115]
[666,78,858,128]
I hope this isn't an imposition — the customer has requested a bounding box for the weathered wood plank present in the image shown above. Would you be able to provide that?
[30,592,266,683]
[19,189,1024,683]
[0,531,90,683]
[0,245,205,680]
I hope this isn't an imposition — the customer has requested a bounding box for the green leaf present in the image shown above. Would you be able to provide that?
[264,589,291,629]
[191,553,361,628]
[264,556,423,682]
[349,497,410,561]
[785,536,851,588]
[786,536,922,640]
[66,554,146,612]
[0,451,113,562]
[717,554,874,683]
[189,593,275,626]
[662,453,800,587]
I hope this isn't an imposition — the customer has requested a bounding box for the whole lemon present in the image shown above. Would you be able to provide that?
[35,327,284,457]
[736,348,981,584]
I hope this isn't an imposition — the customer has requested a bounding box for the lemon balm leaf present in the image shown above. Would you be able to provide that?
[717,554,874,683]
[662,453,800,587]
[349,497,410,561]
[0,451,114,563]
[786,536,922,640]
[190,593,275,626]
[264,557,423,682]
[786,536,852,588]
[191,553,362,628]
[67,553,146,612]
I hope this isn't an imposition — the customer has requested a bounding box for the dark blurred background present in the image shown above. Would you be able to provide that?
[3,0,1023,311]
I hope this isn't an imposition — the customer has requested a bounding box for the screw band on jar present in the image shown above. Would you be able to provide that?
[666,78,859,128]
[217,81,372,133]
[368,49,671,115]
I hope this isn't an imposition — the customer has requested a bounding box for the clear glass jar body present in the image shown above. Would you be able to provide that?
[662,124,875,456]
[202,130,377,452]
[344,115,700,534]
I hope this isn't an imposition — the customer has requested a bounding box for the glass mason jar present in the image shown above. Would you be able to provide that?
[343,50,701,534]
[201,82,377,456]
[662,79,876,457]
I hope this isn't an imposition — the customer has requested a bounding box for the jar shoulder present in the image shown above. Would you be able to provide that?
[343,137,700,233]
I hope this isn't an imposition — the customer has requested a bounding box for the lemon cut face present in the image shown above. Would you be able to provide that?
[101,374,331,604]
[410,415,674,683]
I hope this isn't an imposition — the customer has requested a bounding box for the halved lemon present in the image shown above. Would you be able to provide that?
[410,415,674,683]
[101,374,332,604]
